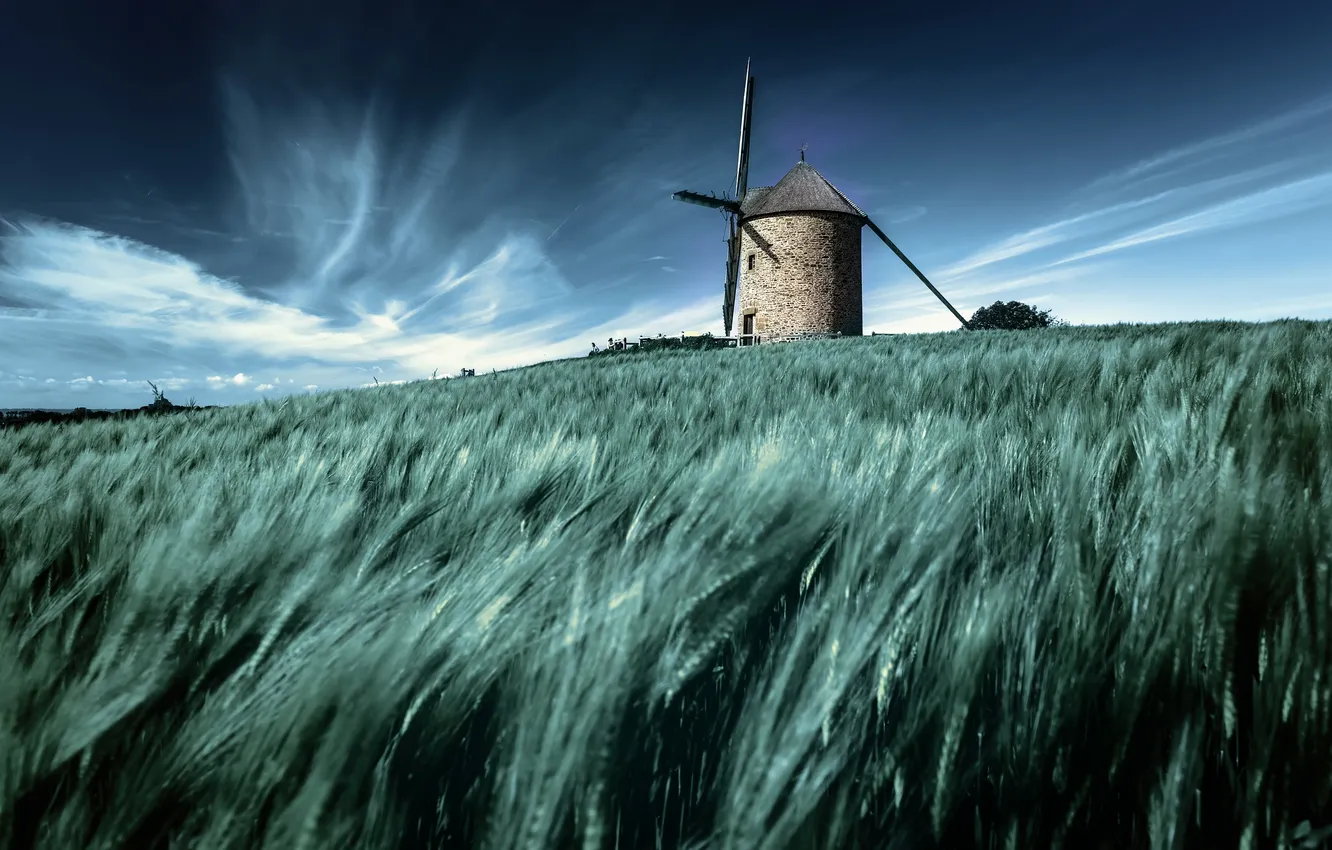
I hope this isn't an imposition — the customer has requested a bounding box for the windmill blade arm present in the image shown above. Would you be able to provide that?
[864,217,972,330]
[723,218,739,336]
[673,191,741,213]
[735,62,754,200]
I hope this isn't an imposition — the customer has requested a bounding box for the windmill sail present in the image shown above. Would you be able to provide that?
[721,60,755,337]
[671,191,740,212]
[864,217,972,329]
[723,222,740,336]
[668,61,766,339]
[725,215,741,336]
[735,59,754,200]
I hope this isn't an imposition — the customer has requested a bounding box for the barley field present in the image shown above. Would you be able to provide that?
[2,319,1330,850]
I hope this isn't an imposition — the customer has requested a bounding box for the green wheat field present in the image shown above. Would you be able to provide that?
[3,319,1331,850]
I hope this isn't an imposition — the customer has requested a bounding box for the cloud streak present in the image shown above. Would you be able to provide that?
[926,91,1332,289]
[870,91,1332,330]
[1052,169,1332,266]
[1087,92,1332,193]
[935,161,1309,281]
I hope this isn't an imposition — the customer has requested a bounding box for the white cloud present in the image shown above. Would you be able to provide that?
[1087,92,1332,192]
[0,210,725,406]
[886,205,927,224]
[153,378,191,391]
[936,162,1301,280]
[255,383,275,391]
[0,75,649,407]
[1052,169,1332,266]
[924,93,1332,293]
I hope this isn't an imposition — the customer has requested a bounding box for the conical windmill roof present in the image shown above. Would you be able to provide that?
[739,160,865,219]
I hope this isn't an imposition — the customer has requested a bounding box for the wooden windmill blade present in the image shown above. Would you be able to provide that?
[671,60,755,339]
[724,214,740,336]
[723,61,754,337]
[722,210,740,338]
[670,191,739,212]
[863,216,972,330]
[734,58,754,200]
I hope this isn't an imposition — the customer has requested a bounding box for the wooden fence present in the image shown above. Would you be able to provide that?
[591,329,861,356]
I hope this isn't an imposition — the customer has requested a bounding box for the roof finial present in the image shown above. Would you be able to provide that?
[800,142,808,162]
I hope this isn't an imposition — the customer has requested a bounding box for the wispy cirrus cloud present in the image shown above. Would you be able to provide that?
[935,159,1312,281]
[908,89,1332,323]
[0,64,726,409]
[0,217,719,407]
[869,204,928,225]
[1052,169,1332,266]
[1086,92,1332,194]
[867,92,1332,330]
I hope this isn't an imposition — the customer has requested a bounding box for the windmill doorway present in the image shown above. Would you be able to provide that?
[742,312,757,345]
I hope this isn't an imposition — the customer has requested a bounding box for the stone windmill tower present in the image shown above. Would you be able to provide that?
[674,62,971,343]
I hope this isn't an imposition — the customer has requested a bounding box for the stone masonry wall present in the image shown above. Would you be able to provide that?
[737,211,863,341]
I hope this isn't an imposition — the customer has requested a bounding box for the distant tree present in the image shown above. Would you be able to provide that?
[967,300,1066,330]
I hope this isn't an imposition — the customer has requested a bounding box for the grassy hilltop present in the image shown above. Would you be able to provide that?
[2,319,1331,850]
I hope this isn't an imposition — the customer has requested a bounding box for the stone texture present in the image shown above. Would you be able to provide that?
[737,211,863,340]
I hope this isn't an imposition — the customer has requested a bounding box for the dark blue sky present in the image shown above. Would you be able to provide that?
[3,0,1331,407]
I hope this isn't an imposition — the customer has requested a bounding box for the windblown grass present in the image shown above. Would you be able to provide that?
[2,319,1331,850]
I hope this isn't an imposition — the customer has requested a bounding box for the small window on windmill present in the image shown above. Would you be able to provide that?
[747,253,755,271]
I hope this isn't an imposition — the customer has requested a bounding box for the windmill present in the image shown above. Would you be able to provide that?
[672,61,972,341]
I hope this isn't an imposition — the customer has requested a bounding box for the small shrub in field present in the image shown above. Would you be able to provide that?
[968,299,1065,330]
